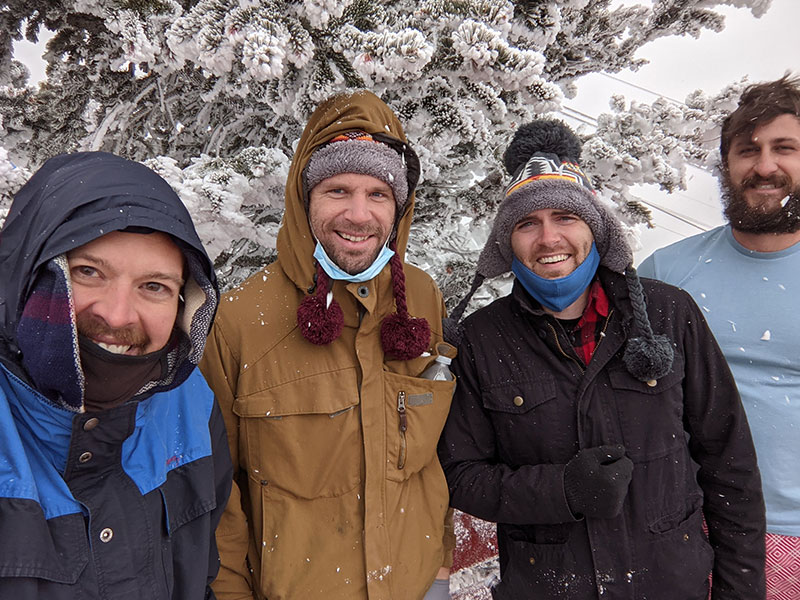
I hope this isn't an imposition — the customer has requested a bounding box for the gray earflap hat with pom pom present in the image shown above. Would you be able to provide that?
[445,119,674,382]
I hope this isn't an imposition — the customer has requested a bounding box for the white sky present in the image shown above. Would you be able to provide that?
[13,34,50,85]
[12,1,800,260]
[566,0,800,261]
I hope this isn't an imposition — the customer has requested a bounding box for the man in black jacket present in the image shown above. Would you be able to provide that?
[0,152,232,599]
[438,121,765,599]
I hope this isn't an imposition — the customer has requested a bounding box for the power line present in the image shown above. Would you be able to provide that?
[558,105,598,127]
[597,72,686,106]
[671,188,722,211]
[638,198,712,232]
[560,82,724,234]
[559,96,723,229]
[556,107,597,129]
[641,220,688,239]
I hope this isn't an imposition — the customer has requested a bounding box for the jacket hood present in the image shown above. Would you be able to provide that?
[1,151,217,334]
[277,90,419,290]
[0,151,219,408]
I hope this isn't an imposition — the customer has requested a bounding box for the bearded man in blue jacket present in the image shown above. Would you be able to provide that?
[0,152,232,599]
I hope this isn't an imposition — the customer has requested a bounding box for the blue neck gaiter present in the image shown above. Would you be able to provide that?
[313,239,395,283]
[512,243,600,312]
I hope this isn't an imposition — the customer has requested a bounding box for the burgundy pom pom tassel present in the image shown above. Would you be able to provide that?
[380,248,430,360]
[297,264,344,345]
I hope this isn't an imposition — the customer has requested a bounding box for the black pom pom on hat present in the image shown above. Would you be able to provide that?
[503,119,584,175]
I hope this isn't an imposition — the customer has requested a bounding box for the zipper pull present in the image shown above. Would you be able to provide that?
[397,391,407,469]
[397,391,407,432]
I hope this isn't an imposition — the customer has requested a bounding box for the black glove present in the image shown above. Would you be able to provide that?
[563,445,633,519]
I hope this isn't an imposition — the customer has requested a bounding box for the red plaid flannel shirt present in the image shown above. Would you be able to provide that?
[570,280,609,365]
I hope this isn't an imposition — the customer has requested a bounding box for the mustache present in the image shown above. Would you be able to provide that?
[740,174,791,190]
[333,224,385,236]
[76,312,149,347]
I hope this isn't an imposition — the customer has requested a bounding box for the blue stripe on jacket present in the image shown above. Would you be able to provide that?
[0,365,214,519]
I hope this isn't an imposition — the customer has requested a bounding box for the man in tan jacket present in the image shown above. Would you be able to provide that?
[201,90,455,600]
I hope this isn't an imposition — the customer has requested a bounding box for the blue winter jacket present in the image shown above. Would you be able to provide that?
[0,152,233,599]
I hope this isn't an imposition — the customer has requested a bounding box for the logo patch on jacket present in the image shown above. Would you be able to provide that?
[406,393,433,407]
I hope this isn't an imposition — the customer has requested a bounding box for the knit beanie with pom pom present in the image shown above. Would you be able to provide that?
[444,119,673,382]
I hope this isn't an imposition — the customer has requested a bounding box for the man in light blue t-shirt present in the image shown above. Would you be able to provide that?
[640,74,800,599]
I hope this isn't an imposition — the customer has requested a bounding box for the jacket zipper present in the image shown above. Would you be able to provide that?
[598,309,614,343]
[545,308,614,373]
[397,391,407,469]
[546,322,584,373]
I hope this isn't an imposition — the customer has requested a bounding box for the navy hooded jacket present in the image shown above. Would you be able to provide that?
[0,152,232,599]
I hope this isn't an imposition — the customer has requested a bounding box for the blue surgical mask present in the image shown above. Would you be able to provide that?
[512,243,600,312]
[313,239,395,283]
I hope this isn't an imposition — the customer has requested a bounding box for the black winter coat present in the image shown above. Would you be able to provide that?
[438,269,765,600]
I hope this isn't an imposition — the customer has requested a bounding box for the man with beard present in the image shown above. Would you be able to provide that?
[200,91,455,600]
[0,152,232,599]
[639,73,800,599]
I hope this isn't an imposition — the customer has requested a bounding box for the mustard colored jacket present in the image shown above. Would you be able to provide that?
[201,90,455,600]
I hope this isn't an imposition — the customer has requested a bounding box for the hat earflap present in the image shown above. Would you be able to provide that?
[297,263,344,345]
[380,244,431,360]
[622,266,674,382]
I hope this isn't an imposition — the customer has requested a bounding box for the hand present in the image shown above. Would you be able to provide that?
[563,445,633,519]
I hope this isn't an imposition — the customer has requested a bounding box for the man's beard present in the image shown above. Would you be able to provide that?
[327,243,382,275]
[722,171,800,234]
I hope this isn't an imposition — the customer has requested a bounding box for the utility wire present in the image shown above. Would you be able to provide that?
[641,220,687,238]
[559,105,599,127]
[638,198,710,231]
[557,107,597,128]
[598,72,686,106]
[672,188,722,211]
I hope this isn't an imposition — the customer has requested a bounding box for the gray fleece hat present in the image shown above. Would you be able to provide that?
[477,149,632,279]
[304,131,409,210]
[445,119,674,383]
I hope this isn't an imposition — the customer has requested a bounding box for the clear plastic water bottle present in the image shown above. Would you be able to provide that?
[420,354,454,381]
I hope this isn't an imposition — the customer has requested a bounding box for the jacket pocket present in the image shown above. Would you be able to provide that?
[256,481,365,600]
[0,501,89,584]
[159,456,218,532]
[480,375,571,462]
[610,351,687,462]
[481,378,557,414]
[233,368,362,499]
[491,536,586,599]
[640,503,713,596]
[384,370,454,482]
[158,457,218,596]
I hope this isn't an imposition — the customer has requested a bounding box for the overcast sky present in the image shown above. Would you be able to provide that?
[574,1,797,113]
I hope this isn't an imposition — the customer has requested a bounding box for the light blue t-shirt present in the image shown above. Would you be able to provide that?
[639,225,800,536]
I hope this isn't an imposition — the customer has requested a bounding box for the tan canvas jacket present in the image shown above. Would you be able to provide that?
[201,91,455,600]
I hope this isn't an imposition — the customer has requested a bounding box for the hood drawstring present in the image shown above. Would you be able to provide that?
[297,242,430,360]
[380,247,431,360]
[297,263,344,346]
